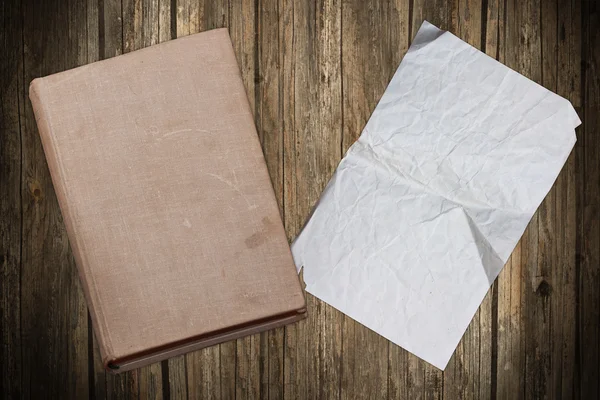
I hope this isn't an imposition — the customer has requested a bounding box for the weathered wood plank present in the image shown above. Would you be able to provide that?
[455,0,483,48]
[540,1,566,399]
[555,0,582,397]
[0,0,23,398]
[103,0,124,58]
[484,0,503,61]
[20,0,90,397]
[255,0,289,397]
[158,0,172,43]
[234,334,261,400]
[91,329,108,400]
[283,1,343,400]
[280,1,305,398]
[123,0,144,52]
[580,1,600,398]
[313,0,344,397]
[186,346,221,400]
[176,0,200,37]
[339,1,409,398]
[229,0,256,112]
[167,355,187,400]
[496,249,526,399]
[514,1,552,399]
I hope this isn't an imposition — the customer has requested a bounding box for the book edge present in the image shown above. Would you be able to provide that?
[29,78,116,365]
[107,308,307,374]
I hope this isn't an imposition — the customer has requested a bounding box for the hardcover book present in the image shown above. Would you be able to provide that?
[29,28,306,373]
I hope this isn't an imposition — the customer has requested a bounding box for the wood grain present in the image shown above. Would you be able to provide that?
[555,0,581,397]
[289,1,344,399]
[340,1,409,399]
[1,0,599,398]
[0,0,23,398]
[580,1,600,398]
[18,0,89,398]
[256,0,288,398]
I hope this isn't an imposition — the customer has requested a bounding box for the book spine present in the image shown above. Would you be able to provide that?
[29,79,115,369]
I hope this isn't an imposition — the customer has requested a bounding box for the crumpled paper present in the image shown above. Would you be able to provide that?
[291,21,581,370]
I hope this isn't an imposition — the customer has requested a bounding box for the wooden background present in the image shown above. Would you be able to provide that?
[1,0,598,398]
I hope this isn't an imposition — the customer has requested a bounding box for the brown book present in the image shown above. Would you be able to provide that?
[29,28,306,373]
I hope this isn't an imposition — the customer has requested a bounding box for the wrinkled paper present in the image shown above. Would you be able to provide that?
[291,21,581,370]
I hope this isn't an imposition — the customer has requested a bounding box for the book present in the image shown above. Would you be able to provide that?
[29,28,306,373]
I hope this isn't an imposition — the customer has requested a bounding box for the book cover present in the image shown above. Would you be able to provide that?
[29,28,306,373]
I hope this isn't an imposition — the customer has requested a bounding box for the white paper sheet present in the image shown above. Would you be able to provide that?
[291,21,581,370]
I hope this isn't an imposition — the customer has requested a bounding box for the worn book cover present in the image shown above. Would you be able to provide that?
[29,28,306,373]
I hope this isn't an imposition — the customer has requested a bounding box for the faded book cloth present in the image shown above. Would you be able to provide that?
[30,28,305,373]
[291,21,580,370]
